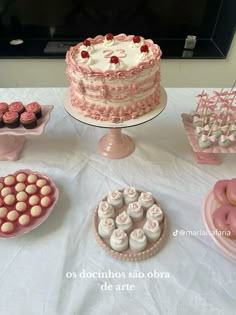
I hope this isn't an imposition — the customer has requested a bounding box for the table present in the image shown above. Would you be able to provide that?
[0,88,235,315]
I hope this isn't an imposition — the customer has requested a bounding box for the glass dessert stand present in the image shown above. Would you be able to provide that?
[64,86,167,159]
[0,106,53,161]
[181,113,236,165]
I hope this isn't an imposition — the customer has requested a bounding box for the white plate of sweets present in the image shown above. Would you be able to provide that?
[92,188,168,261]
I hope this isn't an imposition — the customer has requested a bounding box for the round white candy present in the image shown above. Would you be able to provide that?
[16,191,28,202]
[4,175,15,186]
[31,205,43,217]
[1,187,12,197]
[4,194,16,206]
[0,207,8,219]
[16,173,27,183]
[15,183,26,192]
[27,174,38,184]
[26,184,37,195]
[1,222,14,233]
[29,195,40,206]
[7,210,19,221]
[40,196,51,207]
[40,185,52,196]
[36,179,47,188]
[16,202,28,212]
[18,214,31,226]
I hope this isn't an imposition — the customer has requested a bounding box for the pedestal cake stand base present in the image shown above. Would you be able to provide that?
[0,135,25,161]
[98,129,135,159]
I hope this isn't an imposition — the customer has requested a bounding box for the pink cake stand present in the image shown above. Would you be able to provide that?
[64,87,167,159]
[202,189,236,261]
[181,113,236,165]
[0,106,53,161]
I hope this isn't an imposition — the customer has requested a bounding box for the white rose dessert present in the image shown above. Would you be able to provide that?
[115,211,132,233]
[146,204,163,223]
[138,192,154,209]
[129,229,147,252]
[143,219,161,242]
[110,229,128,252]
[98,201,115,220]
[98,218,115,239]
[107,190,123,209]
[123,187,138,204]
[127,201,144,221]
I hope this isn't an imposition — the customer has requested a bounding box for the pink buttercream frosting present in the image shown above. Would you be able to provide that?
[20,112,36,121]
[9,102,24,112]
[0,112,3,120]
[26,102,41,112]
[0,102,8,112]
[66,33,161,122]
[3,111,19,122]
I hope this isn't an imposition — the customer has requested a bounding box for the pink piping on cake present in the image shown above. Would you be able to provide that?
[70,88,160,122]
[66,34,161,80]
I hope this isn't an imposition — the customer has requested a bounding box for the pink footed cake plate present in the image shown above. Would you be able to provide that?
[182,113,236,164]
[92,188,168,261]
[202,189,236,261]
[0,105,53,161]
[0,169,59,238]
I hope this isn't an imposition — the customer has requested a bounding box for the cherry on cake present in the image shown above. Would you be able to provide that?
[66,34,162,122]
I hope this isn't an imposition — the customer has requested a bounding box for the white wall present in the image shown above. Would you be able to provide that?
[0,34,235,88]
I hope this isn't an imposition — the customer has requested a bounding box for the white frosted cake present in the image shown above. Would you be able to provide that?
[66,33,162,122]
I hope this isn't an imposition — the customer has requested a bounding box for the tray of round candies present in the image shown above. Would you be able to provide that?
[0,169,59,238]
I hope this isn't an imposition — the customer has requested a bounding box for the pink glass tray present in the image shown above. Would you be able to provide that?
[92,189,168,261]
[0,105,53,161]
[0,169,59,239]
[202,189,236,261]
[181,113,236,164]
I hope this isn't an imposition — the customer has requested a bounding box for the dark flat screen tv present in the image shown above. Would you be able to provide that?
[0,0,235,59]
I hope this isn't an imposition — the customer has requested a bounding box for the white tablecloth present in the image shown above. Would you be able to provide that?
[0,88,235,315]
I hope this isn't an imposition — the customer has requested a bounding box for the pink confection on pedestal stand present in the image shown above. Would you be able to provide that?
[0,105,53,161]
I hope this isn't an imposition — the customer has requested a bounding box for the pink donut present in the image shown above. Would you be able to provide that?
[213,205,236,237]
[213,180,230,205]
[226,178,236,206]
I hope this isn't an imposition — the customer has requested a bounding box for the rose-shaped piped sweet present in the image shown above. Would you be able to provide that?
[115,211,132,233]
[107,190,123,209]
[110,228,128,252]
[138,192,154,209]
[98,201,115,220]
[127,202,143,221]
[98,218,115,239]
[143,219,161,242]
[123,187,138,204]
[129,228,147,252]
[146,204,163,223]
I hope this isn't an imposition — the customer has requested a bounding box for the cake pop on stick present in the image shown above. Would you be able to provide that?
[218,122,235,147]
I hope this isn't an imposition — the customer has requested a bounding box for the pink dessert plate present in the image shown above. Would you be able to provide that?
[92,189,168,261]
[0,169,59,239]
[0,105,53,161]
[181,113,236,165]
[202,189,236,261]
